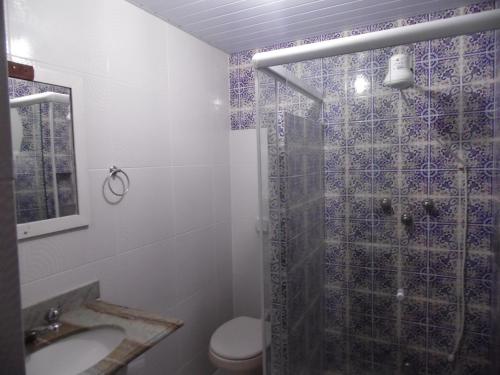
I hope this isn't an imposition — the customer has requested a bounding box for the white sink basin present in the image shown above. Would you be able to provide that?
[25,326,126,375]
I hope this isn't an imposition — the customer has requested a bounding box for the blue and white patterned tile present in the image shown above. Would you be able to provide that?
[402,89,430,117]
[429,223,460,251]
[401,170,428,195]
[348,95,372,121]
[464,0,495,14]
[463,111,494,140]
[463,53,495,84]
[464,30,495,56]
[373,145,398,171]
[349,243,372,267]
[467,170,493,195]
[373,294,397,319]
[466,252,493,281]
[400,247,428,273]
[468,198,493,226]
[467,224,493,253]
[465,306,492,335]
[348,266,372,292]
[429,170,460,195]
[348,146,372,170]
[325,287,346,311]
[229,67,239,90]
[401,298,428,324]
[401,322,427,349]
[429,250,458,276]
[463,83,495,112]
[239,109,256,129]
[349,313,373,337]
[430,57,460,87]
[324,123,345,147]
[326,218,347,242]
[465,278,492,305]
[401,144,429,170]
[401,272,428,299]
[430,85,461,115]
[325,172,346,194]
[347,121,372,146]
[373,269,398,293]
[325,148,346,172]
[374,93,399,120]
[373,170,398,195]
[349,290,373,315]
[348,171,372,195]
[325,241,347,265]
[323,99,346,123]
[428,275,457,303]
[373,220,398,245]
[348,197,373,220]
[400,117,428,144]
[429,114,460,142]
[325,196,345,220]
[401,223,428,248]
[239,84,255,107]
[348,219,372,243]
[373,119,398,144]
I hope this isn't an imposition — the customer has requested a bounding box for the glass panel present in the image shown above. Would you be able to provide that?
[259,32,498,374]
[258,70,325,375]
[8,77,78,224]
[320,41,498,374]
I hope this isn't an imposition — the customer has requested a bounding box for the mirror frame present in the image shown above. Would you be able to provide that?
[15,66,89,240]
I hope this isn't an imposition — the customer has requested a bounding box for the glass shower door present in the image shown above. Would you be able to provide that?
[257,69,325,375]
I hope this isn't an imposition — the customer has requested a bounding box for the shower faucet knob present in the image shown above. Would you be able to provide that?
[422,198,435,214]
[401,213,413,226]
[380,198,393,214]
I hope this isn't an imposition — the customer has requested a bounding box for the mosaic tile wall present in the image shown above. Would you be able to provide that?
[8,78,77,224]
[239,1,500,374]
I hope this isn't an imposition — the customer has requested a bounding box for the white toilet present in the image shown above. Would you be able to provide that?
[209,316,262,375]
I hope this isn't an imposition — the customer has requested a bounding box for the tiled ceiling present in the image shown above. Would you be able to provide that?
[126,0,477,53]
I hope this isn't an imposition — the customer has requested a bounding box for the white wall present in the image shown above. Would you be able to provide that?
[230,129,261,318]
[6,0,232,373]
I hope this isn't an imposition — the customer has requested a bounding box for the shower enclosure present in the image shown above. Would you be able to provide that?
[256,7,500,375]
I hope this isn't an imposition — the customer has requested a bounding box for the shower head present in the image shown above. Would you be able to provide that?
[383,53,414,90]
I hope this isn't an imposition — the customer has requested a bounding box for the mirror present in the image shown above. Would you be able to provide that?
[8,66,89,239]
[9,78,78,223]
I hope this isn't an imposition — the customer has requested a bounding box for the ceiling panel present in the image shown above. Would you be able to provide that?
[126,0,478,53]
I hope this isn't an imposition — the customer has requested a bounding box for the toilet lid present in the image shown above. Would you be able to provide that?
[210,316,262,360]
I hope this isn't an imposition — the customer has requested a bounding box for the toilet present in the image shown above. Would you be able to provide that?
[209,316,262,375]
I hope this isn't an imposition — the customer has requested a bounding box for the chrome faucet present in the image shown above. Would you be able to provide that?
[24,307,62,344]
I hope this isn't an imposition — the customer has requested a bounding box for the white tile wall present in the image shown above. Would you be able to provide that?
[6,0,232,373]
[229,129,262,318]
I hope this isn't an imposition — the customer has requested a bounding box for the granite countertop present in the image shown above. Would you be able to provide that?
[24,283,183,375]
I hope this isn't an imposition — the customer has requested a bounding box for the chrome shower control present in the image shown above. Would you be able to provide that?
[401,213,413,226]
[396,288,405,301]
[380,198,393,214]
[422,198,435,214]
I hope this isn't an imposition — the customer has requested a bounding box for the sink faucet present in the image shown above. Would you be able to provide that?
[24,307,62,344]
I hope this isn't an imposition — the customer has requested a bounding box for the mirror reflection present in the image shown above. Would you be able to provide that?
[8,78,78,224]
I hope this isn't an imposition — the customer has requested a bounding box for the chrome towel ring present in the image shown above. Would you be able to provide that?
[106,165,130,197]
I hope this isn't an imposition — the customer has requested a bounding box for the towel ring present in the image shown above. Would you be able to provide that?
[107,165,130,197]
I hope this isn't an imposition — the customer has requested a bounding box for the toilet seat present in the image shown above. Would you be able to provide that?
[209,316,262,371]
[209,348,262,371]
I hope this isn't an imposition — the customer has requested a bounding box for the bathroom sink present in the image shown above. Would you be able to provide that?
[25,326,125,375]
